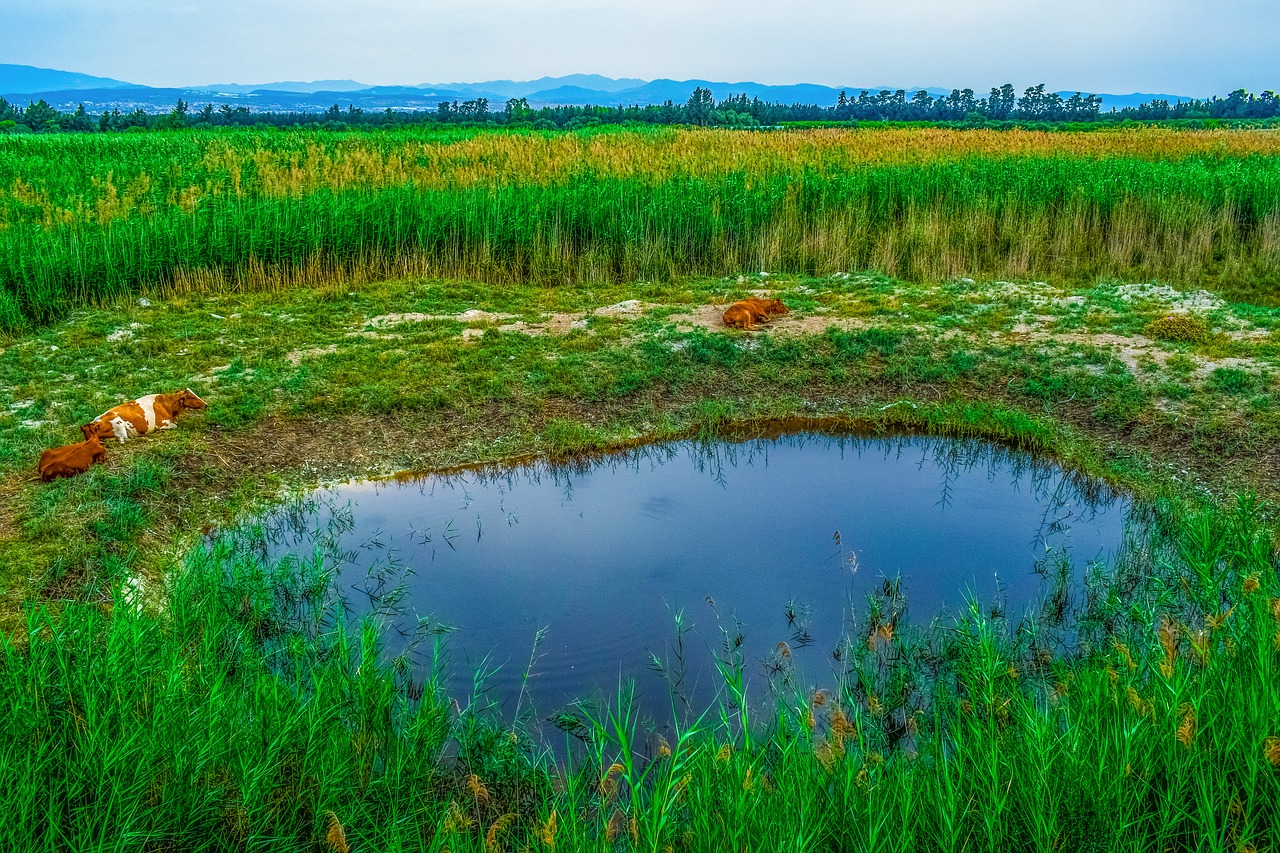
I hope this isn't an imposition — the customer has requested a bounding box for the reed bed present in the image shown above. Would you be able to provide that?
[1,495,1277,851]
[2,126,1280,328]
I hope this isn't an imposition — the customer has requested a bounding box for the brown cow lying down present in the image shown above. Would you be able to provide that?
[84,389,207,444]
[39,434,106,482]
[744,297,789,318]
[722,298,788,330]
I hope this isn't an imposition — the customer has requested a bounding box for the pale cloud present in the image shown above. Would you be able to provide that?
[3,0,1275,96]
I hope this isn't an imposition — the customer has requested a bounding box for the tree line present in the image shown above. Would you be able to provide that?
[2,84,1278,133]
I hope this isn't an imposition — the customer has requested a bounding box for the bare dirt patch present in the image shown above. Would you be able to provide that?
[365,309,515,327]
[285,344,338,366]
[667,304,874,336]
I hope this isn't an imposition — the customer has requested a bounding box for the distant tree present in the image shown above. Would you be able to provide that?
[936,88,977,120]
[685,87,715,126]
[65,103,94,132]
[987,84,1016,119]
[835,89,850,119]
[504,97,531,122]
[158,98,188,129]
[908,89,934,119]
[1061,92,1102,121]
[120,107,149,129]
[21,100,60,131]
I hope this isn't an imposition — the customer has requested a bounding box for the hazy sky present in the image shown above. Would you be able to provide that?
[5,0,1276,95]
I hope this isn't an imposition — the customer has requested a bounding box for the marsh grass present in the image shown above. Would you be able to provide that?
[1,489,1277,851]
[4,127,1280,328]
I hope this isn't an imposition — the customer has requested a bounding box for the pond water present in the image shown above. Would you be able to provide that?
[251,432,1129,722]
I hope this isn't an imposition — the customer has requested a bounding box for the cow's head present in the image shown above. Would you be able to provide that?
[178,389,208,410]
[767,299,789,315]
[81,421,109,441]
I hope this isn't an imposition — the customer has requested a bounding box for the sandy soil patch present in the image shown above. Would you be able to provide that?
[285,345,338,366]
[365,309,515,327]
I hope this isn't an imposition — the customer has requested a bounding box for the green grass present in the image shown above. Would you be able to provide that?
[3,126,1280,329]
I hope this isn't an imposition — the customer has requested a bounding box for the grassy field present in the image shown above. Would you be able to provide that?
[2,126,1280,851]
[3,126,1280,329]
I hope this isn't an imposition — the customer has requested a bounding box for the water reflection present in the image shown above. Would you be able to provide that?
[218,433,1130,727]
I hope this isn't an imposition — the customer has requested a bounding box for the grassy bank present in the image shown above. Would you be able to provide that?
[3,126,1280,328]
[3,271,1279,604]
[1,263,1279,849]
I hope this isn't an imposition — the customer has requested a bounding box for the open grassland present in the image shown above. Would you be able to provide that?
[3,126,1280,329]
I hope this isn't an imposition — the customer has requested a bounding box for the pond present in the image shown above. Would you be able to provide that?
[248,432,1130,723]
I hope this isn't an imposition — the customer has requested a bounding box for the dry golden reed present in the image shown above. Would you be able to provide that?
[814,740,840,773]
[1158,618,1179,678]
[1126,687,1153,717]
[1113,640,1138,671]
[605,810,627,842]
[539,811,558,848]
[484,813,516,852]
[1206,607,1234,631]
[1265,736,1280,766]
[1176,705,1197,748]
[323,811,350,853]
[829,708,856,740]
[443,801,475,834]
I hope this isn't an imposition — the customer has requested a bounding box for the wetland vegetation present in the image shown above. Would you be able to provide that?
[1,123,1278,851]
[3,125,1280,329]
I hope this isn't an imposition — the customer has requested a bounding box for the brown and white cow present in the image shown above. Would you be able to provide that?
[84,389,208,444]
[39,433,107,482]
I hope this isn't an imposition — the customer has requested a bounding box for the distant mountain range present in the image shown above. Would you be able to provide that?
[0,64,1193,113]
[0,63,135,93]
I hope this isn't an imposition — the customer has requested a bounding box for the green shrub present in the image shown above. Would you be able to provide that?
[1144,313,1210,342]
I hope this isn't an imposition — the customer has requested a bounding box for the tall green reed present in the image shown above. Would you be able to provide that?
[1,493,1277,851]
[3,131,1280,328]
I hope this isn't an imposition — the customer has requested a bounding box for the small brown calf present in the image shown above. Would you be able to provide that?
[743,297,789,317]
[722,302,762,329]
[38,433,107,482]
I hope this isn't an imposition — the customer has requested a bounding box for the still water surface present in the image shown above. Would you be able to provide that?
[257,433,1128,718]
